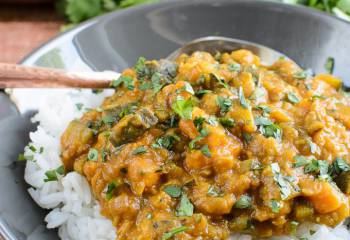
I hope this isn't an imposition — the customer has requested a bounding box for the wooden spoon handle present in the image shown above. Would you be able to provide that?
[0,63,112,88]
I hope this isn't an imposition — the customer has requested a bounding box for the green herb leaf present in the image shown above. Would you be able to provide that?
[286,92,300,104]
[207,186,222,197]
[270,200,281,213]
[87,148,99,161]
[234,194,252,209]
[43,166,65,182]
[216,96,232,114]
[189,129,209,149]
[271,163,292,200]
[56,165,65,175]
[195,89,212,97]
[110,75,135,90]
[176,194,194,217]
[163,185,182,198]
[293,155,309,168]
[102,114,116,126]
[254,105,271,115]
[201,144,211,157]
[193,117,205,130]
[329,157,350,178]
[172,96,194,120]
[228,63,241,72]
[132,146,147,155]
[307,139,319,154]
[238,87,250,108]
[325,57,335,74]
[218,117,235,127]
[152,135,177,150]
[293,71,307,79]
[75,103,83,111]
[161,226,188,240]
[242,132,252,144]
[255,117,282,141]
[106,181,117,200]
[249,87,265,100]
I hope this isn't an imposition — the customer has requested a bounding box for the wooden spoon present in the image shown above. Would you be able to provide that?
[0,63,114,88]
[1,36,292,88]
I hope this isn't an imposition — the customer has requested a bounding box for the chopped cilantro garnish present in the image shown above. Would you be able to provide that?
[249,87,265,100]
[189,129,209,149]
[180,82,195,95]
[211,73,229,89]
[195,89,212,97]
[242,132,252,143]
[255,117,282,141]
[150,72,164,94]
[218,117,235,127]
[44,165,65,182]
[271,163,292,200]
[293,71,307,79]
[293,155,309,168]
[216,96,232,114]
[110,75,135,90]
[102,114,116,126]
[207,186,223,197]
[171,96,194,120]
[161,226,188,240]
[193,117,205,130]
[101,149,108,162]
[152,135,177,150]
[329,157,350,178]
[106,181,117,200]
[287,92,300,104]
[134,57,148,78]
[238,87,250,108]
[307,139,319,154]
[234,194,252,209]
[75,103,83,111]
[254,105,271,115]
[200,144,211,158]
[270,200,281,213]
[228,63,241,72]
[176,194,194,217]
[132,146,147,155]
[163,185,182,198]
[325,57,335,74]
[87,148,98,161]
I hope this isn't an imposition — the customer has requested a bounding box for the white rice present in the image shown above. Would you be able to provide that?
[21,88,350,240]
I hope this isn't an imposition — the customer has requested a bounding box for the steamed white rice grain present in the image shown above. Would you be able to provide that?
[21,88,350,240]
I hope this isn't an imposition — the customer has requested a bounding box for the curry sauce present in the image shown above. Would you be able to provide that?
[61,50,350,239]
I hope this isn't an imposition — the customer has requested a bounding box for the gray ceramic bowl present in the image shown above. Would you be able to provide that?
[1,0,350,239]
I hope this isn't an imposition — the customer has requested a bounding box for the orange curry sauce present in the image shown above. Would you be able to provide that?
[61,50,350,239]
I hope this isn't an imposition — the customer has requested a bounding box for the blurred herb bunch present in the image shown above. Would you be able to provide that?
[57,0,350,25]
[278,0,350,21]
[56,0,158,24]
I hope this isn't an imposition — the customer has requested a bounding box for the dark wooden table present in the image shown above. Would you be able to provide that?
[0,3,63,63]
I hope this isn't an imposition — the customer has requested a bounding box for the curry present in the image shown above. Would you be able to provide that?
[61,50,350,239]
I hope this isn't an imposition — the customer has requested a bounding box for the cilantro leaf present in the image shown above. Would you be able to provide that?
[270,200,281,213]
[163,185,182,198]
[286,92,300,104]
[172,96,194,120]
[238,87,250,108]
[189,129,209,149]
[176,194,194,217]
[325,57,335,74]
[216,96,232,114]
[87,148,98,161]
[110,75,135,90]
[161,226,188,240]
[234,194,252,209]
[207,186,223,197]
[200,144,211,158]
[132,146,147,155]
[152,135,177,150]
